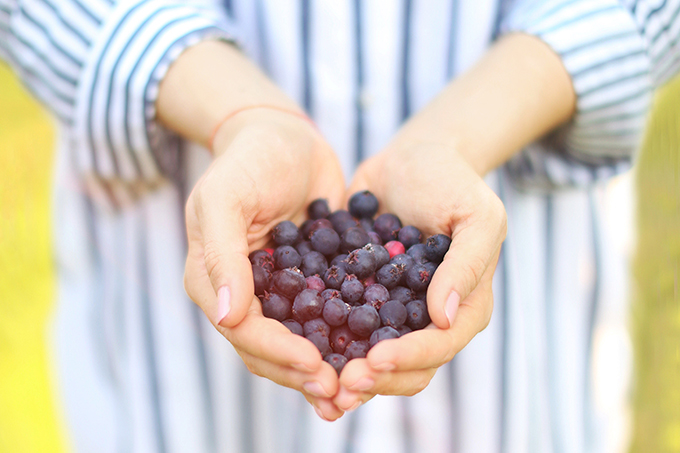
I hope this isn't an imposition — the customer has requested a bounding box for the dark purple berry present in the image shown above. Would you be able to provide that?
[389,286,414,304]
[300,251,328,277]
[303,318,331,337]
[321,288,342,301]
[307,198,330,220]
[364,244,390,269]
[307,331,332,357]
[367,231,382,245]
[272,268,306,299]
[261,292,292,321]
[363,283,390,309]
[324,353,348,375]
[398,225,423,250]
[282,319,303,336]
[330,254,348,267]
[396,325,412,336]
[309,218,333,235]
[348,304,380,337]
[406,243,429,264]
[252,265,271,296]
[405,264,432,292]
[390,253,415,269]
[322,297,350,326]
[405,299,431,330]
[292,289,324,323]
[310,228,340,256]
[272,220,300,246]
[425,234,452,263]
[322,265,347,290]
[328,210,359,234]
[340,275,364,305]
[249,249,275,273]
[340,227,370,253]
[345,248,377,279]
[305,275,326,292]
[295,240,314,256]
[374,213,402,243]
[348,191,379,219]
[423,261,438,277]
[300,220,315,240]
[330,325,358,354]
[379,300,408,328]
[375,263,402,289]
[369,326,400,347]
[344,340,370,360]
[359,217,375,232]
[273,245,302,269]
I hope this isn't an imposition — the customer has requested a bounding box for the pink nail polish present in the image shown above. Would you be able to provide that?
[216,286,231,325]
[445,291,460,327]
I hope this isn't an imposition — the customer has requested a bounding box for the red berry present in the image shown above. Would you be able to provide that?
[384,240,406,258]
[265,248,274,256]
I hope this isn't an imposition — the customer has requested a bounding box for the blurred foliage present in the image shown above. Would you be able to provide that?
[630,74,680,453]
[0,65,67,452]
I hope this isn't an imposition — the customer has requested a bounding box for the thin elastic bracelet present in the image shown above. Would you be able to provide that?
[208,104,316,152]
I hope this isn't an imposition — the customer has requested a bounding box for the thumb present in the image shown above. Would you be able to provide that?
[427,207,506,330]
[184,196,255,329]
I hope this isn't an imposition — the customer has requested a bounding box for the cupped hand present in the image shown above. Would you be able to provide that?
[183,108,346,420]
[334,140,506,411]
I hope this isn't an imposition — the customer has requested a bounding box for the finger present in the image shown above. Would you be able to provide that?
[237,349,339,398]
[304,395,345,422]
[187,187,255,328]
[339,358,437,397]
[427,194,506,329]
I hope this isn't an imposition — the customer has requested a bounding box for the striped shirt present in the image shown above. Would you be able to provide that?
[2,1,679,452]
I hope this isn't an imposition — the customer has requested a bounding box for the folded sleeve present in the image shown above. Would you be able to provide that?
[0,0,234,183]
[500,0,680,190]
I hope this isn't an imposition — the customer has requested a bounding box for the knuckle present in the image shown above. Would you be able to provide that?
[203,240,224,280]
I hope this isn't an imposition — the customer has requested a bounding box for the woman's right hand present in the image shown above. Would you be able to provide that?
[183,108,347,421]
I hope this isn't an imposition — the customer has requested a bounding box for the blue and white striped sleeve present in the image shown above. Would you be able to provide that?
[500,0,680,190]
[0,0,234,183]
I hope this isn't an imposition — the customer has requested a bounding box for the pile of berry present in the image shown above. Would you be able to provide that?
[250,191,451,375]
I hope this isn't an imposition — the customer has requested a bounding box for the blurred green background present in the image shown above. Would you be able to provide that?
[0,64,678,452]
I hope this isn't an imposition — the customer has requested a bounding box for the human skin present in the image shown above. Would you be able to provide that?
[156,32,575,421]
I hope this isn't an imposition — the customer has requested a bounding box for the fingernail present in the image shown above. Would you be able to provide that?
[347,401,362,412]
[313,406,330,421]
[336,387,359,411]
[216,286,231,325]
[292,362,315,373]
[303,381,330,398]
[445,291,460,327]
[347,377,374,391]
[371,362,395,372]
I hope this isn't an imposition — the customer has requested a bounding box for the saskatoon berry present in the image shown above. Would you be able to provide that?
[405,264,432,292]
[330,325,358,354]
[344,340,371,360]
[322,297,350,326]
[309,218,333,235]
[367,231,382,245]
[272,220,300,246]
[307,198,330,220]
[330,254,348,267]
[282,319,303,336]
[359,218,375,233]
[340,275,364,305]
[375,263,402,289]
[328,210,355,231]
[348,191,379,219]
[379,300,408,328]
[305,275,326,292]
[322,265,347,290]
[363,283,390,309]
[303,318,331,337]
[261,293,292,321]
[369,326,400,347]
[346,248,377,279]
[295,240,314,256]
[384,240,406,258]
[389,286,414,305]
[300,220,315,240]
[306,331,332,357]
[272,268,306,299]
[348,304,380,337]
[396,325,412,336]
[390,253,415,269]
[423,261,438,277]
[252,265,271,296]
[310,228,340,256]
[340,227,370,253]
[374,213,402,244]
[398,225,423,250]
[406,243,429,264]
[300,251,328,277]
[363,243,390,269]
[249,249,275,273]
[292,289,324,323]
[273,245,302,270]
[425,234,452,263]
[321,288,342,301]
[324,353,348,375]
[405,299,431,330]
